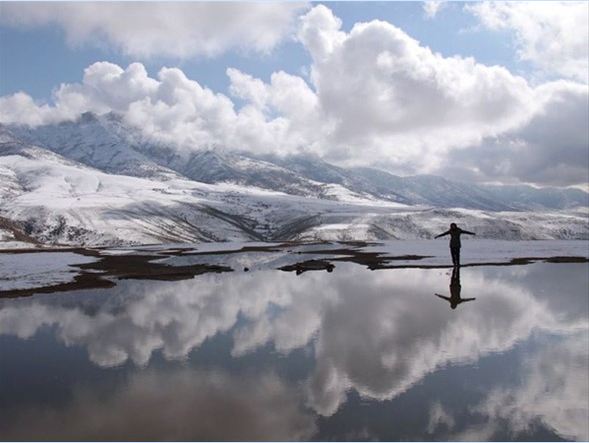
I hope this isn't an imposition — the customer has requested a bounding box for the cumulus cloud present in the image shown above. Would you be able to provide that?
[0,4,587,186]
[467,2,589,82]
[439,80,589,186]
[0,61,324,154]
[296,5,538,168]
[0,92,61,126]
[0,2,308,58]
[226,67,324,154]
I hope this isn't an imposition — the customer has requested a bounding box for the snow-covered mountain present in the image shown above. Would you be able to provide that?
[1,113,587,247]
[8,112,587,209]
[8,113,180,180]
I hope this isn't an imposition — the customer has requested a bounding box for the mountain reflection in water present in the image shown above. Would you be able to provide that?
[0,263,587,441]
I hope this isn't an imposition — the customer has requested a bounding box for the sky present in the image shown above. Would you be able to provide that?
[0,1,587,188]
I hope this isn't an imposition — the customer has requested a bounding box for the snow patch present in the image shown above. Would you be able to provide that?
[0,252,98,290]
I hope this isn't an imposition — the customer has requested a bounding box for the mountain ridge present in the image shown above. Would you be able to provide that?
[3,112,586,211]
[1,114,587,247]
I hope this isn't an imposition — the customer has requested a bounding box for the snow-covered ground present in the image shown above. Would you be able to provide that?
[1,149,587,247]
[1,123,587,247]
[0,252,98,290]
[0,227,33,249]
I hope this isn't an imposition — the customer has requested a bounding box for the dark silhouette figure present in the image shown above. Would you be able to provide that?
[435,267,475,310]
[435,223,475,267]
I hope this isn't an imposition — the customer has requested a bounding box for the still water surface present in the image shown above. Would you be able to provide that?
[0,263,587,441]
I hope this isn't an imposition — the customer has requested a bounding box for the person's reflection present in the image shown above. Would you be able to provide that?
[435,267,476,310]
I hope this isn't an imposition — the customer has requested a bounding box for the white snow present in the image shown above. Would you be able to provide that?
[0,252,98,290]
[1,127,587,247]
[0,241,34,249]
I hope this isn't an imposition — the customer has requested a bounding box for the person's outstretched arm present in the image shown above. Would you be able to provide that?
[435,293,451,301]
[435,230,450,239]
[460,229,476,235]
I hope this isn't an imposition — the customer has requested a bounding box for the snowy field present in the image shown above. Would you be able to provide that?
[0,252,98,290]
[1,130,587,247]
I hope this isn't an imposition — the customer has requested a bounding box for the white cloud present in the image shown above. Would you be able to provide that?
[423,1,447,19]
[0,61,322,155]
[467,2,589,82]
[459,334,589,441]
[0,2,308,58]
[441,80,589,186]
[226,67,324,152]
[295,5,538,170]
[297,4,346,62]
[0,4,587,186]
[0,92,58,126]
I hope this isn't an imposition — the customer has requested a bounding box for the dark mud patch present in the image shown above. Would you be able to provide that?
[1,273,116,298]
[76,253,232,281]
[179,244,288,256]
[279,259,335,275]
[0,246,98,255]
[293,246,433,269]
[512,256,589,264]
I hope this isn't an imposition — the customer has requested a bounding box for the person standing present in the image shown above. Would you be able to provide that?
[435,223,475,267]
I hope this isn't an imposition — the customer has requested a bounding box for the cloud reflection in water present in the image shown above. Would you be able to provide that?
[0,263,587,440]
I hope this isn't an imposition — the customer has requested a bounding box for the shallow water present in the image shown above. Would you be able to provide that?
[0,262,587,441]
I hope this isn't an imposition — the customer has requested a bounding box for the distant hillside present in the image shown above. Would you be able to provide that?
[1,114,587,247]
